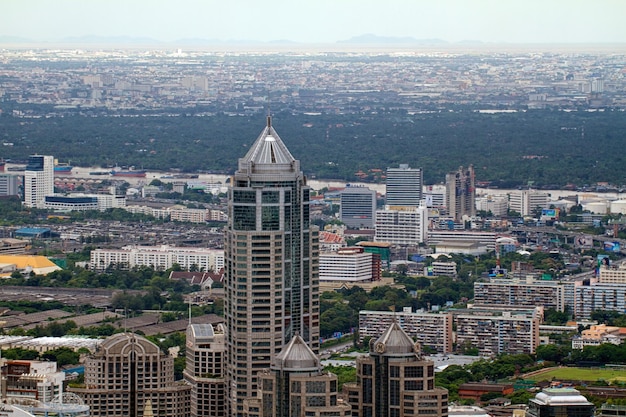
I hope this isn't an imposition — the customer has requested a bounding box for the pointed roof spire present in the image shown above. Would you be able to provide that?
[238,119,298,174]
[272,334,320,371]
[372,321,419,356]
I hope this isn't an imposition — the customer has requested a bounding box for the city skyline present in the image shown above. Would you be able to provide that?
[3,0,626,45]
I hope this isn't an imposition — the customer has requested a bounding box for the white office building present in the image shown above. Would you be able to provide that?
[475,195,509,217]
[319,247,376,282]
[508,190,549,217]
[23,155,54,208]
[375,205,428,245]
[44,193,126,211]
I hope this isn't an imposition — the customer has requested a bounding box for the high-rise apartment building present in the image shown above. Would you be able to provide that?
[385,164,423,207]
[575,283,626,319]
[185,323,225,417]
[473,278,574,313]
[224,118,319,415]
[445,165,476,221]
[23,155,54,208]
[359,310,454,353]
[69,333,190,417]
[455,311,540,356]
[339,186,377,228]
[244,335,351,417]
[349,321,448,417]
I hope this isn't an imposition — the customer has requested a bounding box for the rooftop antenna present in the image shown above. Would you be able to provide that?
[267,89,272,128]
[188,297,192,325]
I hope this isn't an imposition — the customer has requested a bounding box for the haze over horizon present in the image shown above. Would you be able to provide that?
[3,0,626,45]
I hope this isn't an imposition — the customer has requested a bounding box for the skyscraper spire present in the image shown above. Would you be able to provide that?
[225,119,319,416]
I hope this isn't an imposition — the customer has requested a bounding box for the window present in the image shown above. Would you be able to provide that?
[233,190,256,203]
[262,206,280,231]
[262,191,280,203]
[233,206,256,231]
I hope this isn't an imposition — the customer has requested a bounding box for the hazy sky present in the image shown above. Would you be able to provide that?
[3,0,625,44]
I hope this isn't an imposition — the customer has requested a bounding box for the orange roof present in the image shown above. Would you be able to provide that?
[0,255,58,269]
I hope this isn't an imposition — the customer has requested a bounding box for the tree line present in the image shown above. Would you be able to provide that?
[2,109,626,187]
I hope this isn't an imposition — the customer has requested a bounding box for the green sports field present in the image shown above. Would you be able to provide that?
[528,367,626,383]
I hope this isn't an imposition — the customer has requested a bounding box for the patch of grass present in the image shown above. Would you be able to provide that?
[530,367,626,382]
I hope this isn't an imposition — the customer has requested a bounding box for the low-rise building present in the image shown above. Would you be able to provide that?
[427,230,499,251]
[430,261,458,277]
[527,388,594,417]
[571,324,626,349]
[1,359,65,404]
[44,193,126,211]
[319,247,380,283]
[457,383,514,402]
[90,245,224,272]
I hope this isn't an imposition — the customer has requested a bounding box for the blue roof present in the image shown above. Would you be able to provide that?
[15,227,51,235]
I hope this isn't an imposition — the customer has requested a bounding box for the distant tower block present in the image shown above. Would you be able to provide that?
[172,181,186,194]
[386,164,423,207]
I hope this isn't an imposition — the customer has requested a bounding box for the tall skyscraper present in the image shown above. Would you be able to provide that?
[445,165,476,221]
[385,164,423,207]
[23,155,54,208]
[339,186,377,228]
[224,118,319,416]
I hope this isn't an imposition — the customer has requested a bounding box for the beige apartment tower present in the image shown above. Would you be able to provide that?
[243,335,351,417]
[224,118,320,416]
[348,321,449,417]
[69,333,190,417]
[184,323,226,417]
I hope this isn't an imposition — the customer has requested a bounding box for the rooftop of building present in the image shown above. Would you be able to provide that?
[272,334,320,371]
[372,320,419,356]
[531,388,593,406]
[238,117,299,175]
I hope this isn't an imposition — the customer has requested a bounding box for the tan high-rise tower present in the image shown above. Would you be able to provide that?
[224,117,320,416]
[347,321,449,417]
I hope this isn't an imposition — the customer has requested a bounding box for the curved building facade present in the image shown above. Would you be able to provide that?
[69,333,190,417]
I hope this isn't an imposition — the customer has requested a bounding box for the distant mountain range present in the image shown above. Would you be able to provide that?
[0,33,481,46]
[338,34,451,45]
